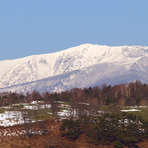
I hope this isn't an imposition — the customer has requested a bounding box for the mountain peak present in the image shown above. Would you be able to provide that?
[0,44,148,93]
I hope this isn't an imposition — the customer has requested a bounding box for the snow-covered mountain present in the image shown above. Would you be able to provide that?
[0,44,148,93]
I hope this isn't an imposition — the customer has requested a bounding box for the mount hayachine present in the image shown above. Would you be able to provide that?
[0,44,148,94]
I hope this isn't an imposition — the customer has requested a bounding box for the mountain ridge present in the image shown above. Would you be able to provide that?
[0,44,148,93]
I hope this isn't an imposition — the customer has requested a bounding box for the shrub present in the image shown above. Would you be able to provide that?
[113,141,124,148]
[60,119,82,140]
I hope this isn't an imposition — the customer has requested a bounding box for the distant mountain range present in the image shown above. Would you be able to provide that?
[0,44,148,94]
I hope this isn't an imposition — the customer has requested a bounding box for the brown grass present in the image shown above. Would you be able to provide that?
[0,134,115,148]
[0,120,147,148]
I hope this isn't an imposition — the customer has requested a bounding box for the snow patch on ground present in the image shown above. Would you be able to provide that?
[0,111,25,127]
[120,109,141,112]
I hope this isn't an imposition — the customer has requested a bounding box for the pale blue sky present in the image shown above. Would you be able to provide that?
[0,0,148,60]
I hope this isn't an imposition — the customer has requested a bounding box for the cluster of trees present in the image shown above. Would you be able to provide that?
[60,112,148,148]
[0,80,148,107]
[0,92,25,106]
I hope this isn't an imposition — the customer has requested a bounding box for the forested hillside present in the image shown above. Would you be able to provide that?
[1,80,148,107]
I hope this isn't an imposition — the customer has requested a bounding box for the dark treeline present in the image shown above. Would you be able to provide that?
[0,80,148,107]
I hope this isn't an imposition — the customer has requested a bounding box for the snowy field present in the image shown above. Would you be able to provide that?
[0,101,147,127]
[0,111,24,127]
[0,101,71,127]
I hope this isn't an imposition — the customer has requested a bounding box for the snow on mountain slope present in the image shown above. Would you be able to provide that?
[0,60,148,94]
[0,44,148,93]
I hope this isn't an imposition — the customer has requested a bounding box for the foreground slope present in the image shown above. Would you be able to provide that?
[0,44,148,93]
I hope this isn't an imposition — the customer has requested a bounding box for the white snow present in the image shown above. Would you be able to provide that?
[0,111,25,127]
[0,102,70,127]
[23,104,51,110]
[30,101,44,104]
[120,109,141,112]
[57,110,72,117]
[0,44,148,93]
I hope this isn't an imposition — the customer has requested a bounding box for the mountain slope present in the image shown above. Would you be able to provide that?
[0,44,148,93]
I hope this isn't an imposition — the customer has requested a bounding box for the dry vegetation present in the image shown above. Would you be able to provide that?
[0,120,148,148]
[0,81,148,148]
[0,119,112,148]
